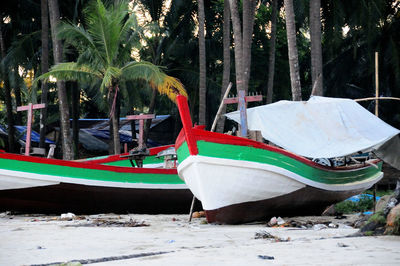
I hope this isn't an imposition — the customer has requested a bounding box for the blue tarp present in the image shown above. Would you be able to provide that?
[0,125,54,144]
[81,128,132,143]
[346,194,380,202]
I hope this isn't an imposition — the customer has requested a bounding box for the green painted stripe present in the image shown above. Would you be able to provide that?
[0,157,183,185]
[102,155,164,167]
[176,140,382,185]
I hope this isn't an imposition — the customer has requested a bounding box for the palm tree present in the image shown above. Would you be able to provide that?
[36,0,186,155]
[283,0,302,101]
[39,0,49,149]
[0,15,16,153]
[310,0,323,96]
[266,0,278,103]
[48,0,73,159]
[198,0,207,126]
[216,0,231,133]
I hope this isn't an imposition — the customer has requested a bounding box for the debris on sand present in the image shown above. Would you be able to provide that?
[65,217,149,227]
[258,255,275,260]
[254,230,290,242]
[192,211,206,219]
[357,181,400,236]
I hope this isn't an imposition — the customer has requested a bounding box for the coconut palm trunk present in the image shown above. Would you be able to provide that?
[284,0,302,101]
[0,16,15,153]
[109,86,121,154]
[242,1,257,94]
[266,0,278,104]
[216,0,231,133]
[39,0,49,148]
[310,0,323,96]
[198,0,207,126]
[229,0,244,92]
[48,0,73,160]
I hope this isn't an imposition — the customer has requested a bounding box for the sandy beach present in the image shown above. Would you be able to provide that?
[1,212,399,265]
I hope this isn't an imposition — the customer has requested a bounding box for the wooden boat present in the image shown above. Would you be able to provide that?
[175,95,386,224]
[0,145,193,214]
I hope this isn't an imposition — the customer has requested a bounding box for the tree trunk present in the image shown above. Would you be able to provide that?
[229,0,244,93]
[110,86,121,154]
[48,0,73,160]
[71,83,79,159]
[242,1,257,94]
[198,0,207,126]
[40,0,49,148]
[310,0,323,96]
[14,83,22,125]
[0,16,15,153]
[284,0,302,101]
[266,0,278,104]
[216,0,231,133]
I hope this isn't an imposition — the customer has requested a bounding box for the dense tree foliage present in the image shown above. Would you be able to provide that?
[1,0,399,156]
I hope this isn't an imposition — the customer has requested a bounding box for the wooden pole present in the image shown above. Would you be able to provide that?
[238,90,248,137]
[355,96,400,102]
[211,82,232,132]
[125,113,155,150]
[375,52,379,117]
[373,51,379,213]
[17,103,46,156]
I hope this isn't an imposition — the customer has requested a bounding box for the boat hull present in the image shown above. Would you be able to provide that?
[177,152,382,223]
[204,185,365,224]
[174,95,385,224]
[0,183,193,214]
[0,146,194,214]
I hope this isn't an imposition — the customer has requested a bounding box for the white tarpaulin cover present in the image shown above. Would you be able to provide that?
[225,96,400,167]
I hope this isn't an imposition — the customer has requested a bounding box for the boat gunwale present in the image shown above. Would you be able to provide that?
[84,144,175,164]
[0,152,177,175]
[175,127,382,172]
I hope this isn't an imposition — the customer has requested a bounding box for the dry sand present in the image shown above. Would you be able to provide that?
[1,212,400,265]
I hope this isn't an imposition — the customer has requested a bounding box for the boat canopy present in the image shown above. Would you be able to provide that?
[225,96,400,168]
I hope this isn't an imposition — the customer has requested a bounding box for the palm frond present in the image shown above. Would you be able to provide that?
[121,61,166,84]
[152,75,187,103]
[99,66,122,92]
[33,62,102,87]
[57,22,106,65]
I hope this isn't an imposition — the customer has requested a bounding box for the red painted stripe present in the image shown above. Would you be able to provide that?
[0,152,177,174]
[176,95,198,155]
[87,145,175,164]
[175,129,186,151]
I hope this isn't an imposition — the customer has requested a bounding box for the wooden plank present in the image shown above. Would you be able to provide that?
[223,95,262,104]
[17,103,46,112]
[126,114,155,120]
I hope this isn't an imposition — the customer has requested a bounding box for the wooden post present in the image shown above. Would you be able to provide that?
[17,103,46,156]
[375,52,379,117]
[374,51,379,213]
[223,92,262,137]
[125,113,155,150]
[211,82,232,132]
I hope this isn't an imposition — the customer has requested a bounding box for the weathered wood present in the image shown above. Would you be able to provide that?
[211,82,232,132]
[238,90,248,137]
[223,94,262,104]
[223,92,262,137]
[17,103,46,156]
[355,96,400,102]
[125,114,155,150]
[375,52,379,117]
